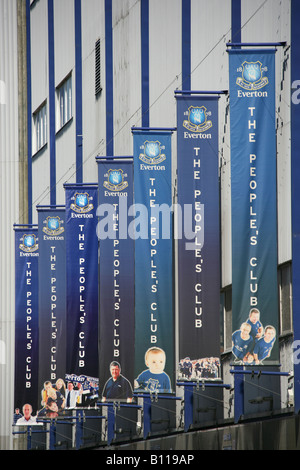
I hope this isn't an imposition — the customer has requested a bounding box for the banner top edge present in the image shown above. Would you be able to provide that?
[13,224,38,230]
[36,205,65,211]
[175,90,227,96]
[96,156,133,162]
[226,41,286,47]
[227,48,277,54]
[131,127,176,133]
[63,183,98,189]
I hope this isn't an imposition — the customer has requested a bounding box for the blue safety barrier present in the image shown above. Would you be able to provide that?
[177,381,231,432]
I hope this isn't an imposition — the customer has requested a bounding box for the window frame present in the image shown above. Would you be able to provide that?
[222,285,232,354]
[56,73,73,132]
[278,261,293,336]
[95,38,102,96]
[32,100,47,155]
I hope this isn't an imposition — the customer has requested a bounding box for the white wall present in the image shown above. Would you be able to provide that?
[81,0,106,182]
[30,0,50,218]
[31,1,291,265]
[112,0,142,156]
[54,0,76,202]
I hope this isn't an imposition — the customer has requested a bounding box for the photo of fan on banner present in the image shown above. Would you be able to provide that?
[34,375,99,421]
[232,308,276,365]
[178,357,220,381]
[101,361,133,403]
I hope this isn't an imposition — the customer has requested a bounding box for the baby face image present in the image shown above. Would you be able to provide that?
[146,350,166,374]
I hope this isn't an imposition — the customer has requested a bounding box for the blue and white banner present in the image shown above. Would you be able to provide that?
[14,226,39,414]
[176,95,221,381]
[37,206,66,400]
[229,49,279,365]
[64,184,99,379]
[97,157,135,401]
[133,131,174,393]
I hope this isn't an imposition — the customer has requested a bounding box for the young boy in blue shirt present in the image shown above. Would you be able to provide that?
[134,347,172,393]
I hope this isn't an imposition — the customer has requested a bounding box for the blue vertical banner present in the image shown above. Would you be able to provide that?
[97,157,135,401]
[229,49,279,365]
[64,184,99,382]
[133,130,174,393]
[37,206,66,401]
[14,226,39,414]
[176,95,221,381]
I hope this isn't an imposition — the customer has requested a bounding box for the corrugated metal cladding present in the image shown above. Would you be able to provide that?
[0,0,19,451]
[0,0,293,449]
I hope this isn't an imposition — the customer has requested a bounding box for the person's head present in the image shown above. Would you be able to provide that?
[47,399,58,412]
[145,347,166,374]
[264,326,276,343]
[246,354,254,363]
[110,361,121,380]
[48,388,57,400]
[44,381,52,391]
[22,403,32,419]
[67,382,74,391]
[249,308,260,323]
[240,323,251,339]
[56,378,65,390]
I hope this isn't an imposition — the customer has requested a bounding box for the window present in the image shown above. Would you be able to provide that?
[222,286,232,352]
[56,74,72,131]
[279,262,293,334]
[0,340,5,365]
[33,101,47,154]
[0,80,5,105]
[95,39,102,96]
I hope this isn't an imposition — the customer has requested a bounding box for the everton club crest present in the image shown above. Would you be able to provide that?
[42,216,64,236]
[139,141,166,165]
[70,192,94,213]
[103,169,128,191]
[236,61,268,90]
[183,106,212,132]
[19,233,38,253]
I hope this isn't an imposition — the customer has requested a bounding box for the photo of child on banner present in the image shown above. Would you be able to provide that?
[134,347,172,394]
